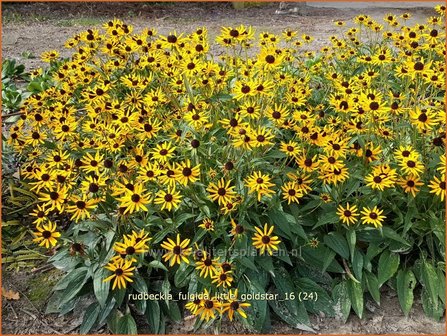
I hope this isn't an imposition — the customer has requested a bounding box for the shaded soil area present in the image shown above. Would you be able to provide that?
[1,2,445,335]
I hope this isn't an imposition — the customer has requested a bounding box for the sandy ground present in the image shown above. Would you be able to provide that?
[1,2,445,334]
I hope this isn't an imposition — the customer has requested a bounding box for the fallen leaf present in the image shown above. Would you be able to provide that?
[2,287,20,300]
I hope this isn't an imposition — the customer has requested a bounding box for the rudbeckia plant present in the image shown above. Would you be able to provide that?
[4,6,446,334]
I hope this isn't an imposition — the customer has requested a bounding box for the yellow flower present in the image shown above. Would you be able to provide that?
[174,159,201,186]
[195,251,218,278]
[119,184,151,214]
[245,171,275,201]
[161,234,192,266]
[252,224,281,255]
[221,289,250,321]
[428,175,446,201]
[206,178,237,206]
[33,221,61,248]
[336,203,359,225]
[103,259,135,290]
[198,218,214,231]
[195,289,221,321]
[154,187,182,211]
[150,142,176,163]
[281,182,303,204]
[41,50,59,63]
[360,206,386,228]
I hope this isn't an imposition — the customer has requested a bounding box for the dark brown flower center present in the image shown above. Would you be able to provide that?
[167,35,177,43]
[42,230,52,239]
[230,301,240,310]
[262,236,271,244]
[265,55,275,64]
[418,113,428,122]
[235,225,244,234]
[173,245,182,255]
[76,201,86,209]
[89,183,99,193]
[373,176,382,183]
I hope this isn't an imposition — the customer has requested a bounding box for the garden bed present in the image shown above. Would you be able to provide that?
[2,2,446,335]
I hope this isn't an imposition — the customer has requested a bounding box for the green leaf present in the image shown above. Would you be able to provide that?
[80,302,100,334]
[381,227,411,246]
[346,230,356,263]
[324,232,350,260]
[332,281,351,323]
[131,272,148,293]
[365,243,385,263]
[347,278,364,319]
[294,277,335,317]
[93,269,109,307]
[97,297,117,325]
[174,263,194,288]
[255,255,274,273]
[272,266,300,318]
[241,280,268,332]
[106,309,122,334]
[113,287,126,307]
[161,277,171,306]
[268,210,292,239]
[420,261,439,312]
[117,313,138,334]
[364,271,380,305]
[151,226,172,244]
[59,268,89,305]
[174,213,196,227]
[135,295,146,315]
[54,267,88,291]
[289,218,308,241]
[166,301,182,322]
[421,289,444,321]
[145,300,160,334]
[275,243,293,265]
[302,245,344,273]
[45,291,63,314]
[396,269,416,317]
[313,210,339,229]
[268,289,314,333]
[148,260,168,272]
[437,268,445,304]
[352,250,364,281]
[377,251,399,287]
[237,256,258,272]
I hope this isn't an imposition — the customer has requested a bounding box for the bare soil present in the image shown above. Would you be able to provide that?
[1,2,445,335]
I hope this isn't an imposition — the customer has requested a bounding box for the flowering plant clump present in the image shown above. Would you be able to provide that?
[4,5,446,333]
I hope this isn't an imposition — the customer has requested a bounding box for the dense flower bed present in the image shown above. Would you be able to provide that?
[5,5,446,333]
